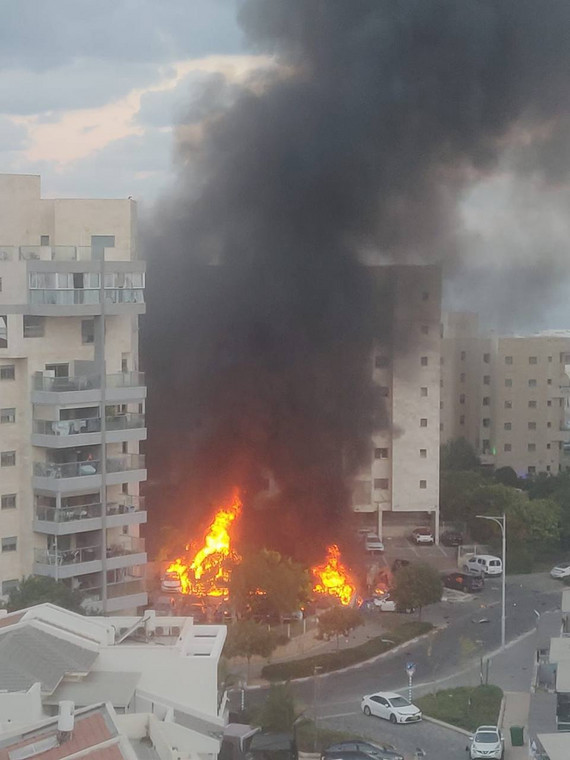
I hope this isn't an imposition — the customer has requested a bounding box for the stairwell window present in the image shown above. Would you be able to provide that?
[0,408,15,424]
[0,451,15,467]
[1,536,17,553]
[419,480,427,489]
[23,315,44,338]
[420,449,427,458]
[420,418,428,427]
[1,494,16,510]
[374,448,389,459]
[81,319,95,344]
[0,365,15,380]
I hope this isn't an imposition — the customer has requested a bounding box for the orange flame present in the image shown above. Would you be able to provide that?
[166,491,242,596]
[312,544,356,605]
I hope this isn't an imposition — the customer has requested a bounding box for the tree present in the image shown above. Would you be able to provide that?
[5,576,84,613]
[223,620,279,677]
[252,683,299,732]
[317,605,363,648]
[390,563,442,619]
[229,549,310,620]
[494,466,519,488]
[440,469,487,523]
[440,438,479,471]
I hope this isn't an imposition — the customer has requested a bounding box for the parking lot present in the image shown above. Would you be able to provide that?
[375,535,461,573]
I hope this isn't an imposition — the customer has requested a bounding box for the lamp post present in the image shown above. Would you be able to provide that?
[476,514,506,649]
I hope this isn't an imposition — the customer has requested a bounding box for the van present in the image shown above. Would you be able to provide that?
[463,554,502,577]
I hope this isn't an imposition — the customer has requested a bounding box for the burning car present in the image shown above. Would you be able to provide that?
[161,570,183,594]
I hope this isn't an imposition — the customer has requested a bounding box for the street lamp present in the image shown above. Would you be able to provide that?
[476,514,506,649]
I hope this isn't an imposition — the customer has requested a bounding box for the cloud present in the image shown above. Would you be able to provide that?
[0,115,27,150]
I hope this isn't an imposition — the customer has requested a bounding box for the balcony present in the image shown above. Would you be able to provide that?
[27,287,145,316]
[79,577,148,613]
[32,371,146,404]
[32,413,146,447]
[19,245,134,262]
[32,455,146,492]
[33,496,146,535]
[106,536,146,571]
[34,544,103,579]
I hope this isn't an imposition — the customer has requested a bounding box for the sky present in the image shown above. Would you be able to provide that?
[0,0,248,202]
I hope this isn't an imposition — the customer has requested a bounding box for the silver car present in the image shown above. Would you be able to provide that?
[467,726,504,760]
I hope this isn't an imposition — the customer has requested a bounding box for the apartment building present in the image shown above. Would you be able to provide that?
[352,265,442,540]
[0,174,147,612]
[441,311,570,476]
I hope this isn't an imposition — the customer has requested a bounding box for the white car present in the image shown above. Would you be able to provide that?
[467,726,504,760]
[161,570,183,594]
[365,534,385,553]
[411,528,434,545]
[369,593,413,613]
[550,562,570,579]
[463,554,503,577]
[361,691,422,724]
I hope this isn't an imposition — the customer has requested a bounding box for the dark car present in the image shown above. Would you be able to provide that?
[321,741,403,760]
[391,558,411,573]
[441,530,464,547]
[442,571,484,593]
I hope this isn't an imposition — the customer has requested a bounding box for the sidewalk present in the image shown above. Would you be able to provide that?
[501,691,530,760]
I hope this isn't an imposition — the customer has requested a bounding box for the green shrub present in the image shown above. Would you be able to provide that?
[416,685,503,731]
[261,621,432,680]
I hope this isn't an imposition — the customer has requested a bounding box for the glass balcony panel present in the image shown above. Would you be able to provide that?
[107,578,145,598]
[36,503,102,522]
[34,544,102,565]
[29,289,100,305]
[106,372,145,388]
[33,373,101,392]
[105,413,145,431]
[33,417,102,436]
[34,459,101,478]
[103,289,144,304]
[106,536,145,557]
[106,495,145,515]
[106,454,145,473]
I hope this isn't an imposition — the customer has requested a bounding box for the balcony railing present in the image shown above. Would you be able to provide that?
[33,371,145,392]
[107,536,145,557]
[76,578,145,602]
[33,413,144,437]
[107,495,145,514]
[34,454,145,479]
[29,289,144,306]
[35,495,144,523]
[34,544,102,565]
[19,245,134,262]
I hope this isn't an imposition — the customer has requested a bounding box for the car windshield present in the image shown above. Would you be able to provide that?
[556,563,570,569]
[388,697,410,707]
[475,732,499,743]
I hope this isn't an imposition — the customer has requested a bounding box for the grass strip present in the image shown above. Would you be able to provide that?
[416,685,503,732]
[261,621,433,680]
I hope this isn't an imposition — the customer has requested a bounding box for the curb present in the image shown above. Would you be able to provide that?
[421,714,472,737]
[243,627,442,689]
[498,696,506,729]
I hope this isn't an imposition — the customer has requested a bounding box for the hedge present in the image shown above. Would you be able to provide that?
[416,685,503,732]
[261,621,433,680]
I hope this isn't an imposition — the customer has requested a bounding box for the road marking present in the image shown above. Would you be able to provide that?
[410,545,419,557]
[437,544,447,556]
[321,711,359,719]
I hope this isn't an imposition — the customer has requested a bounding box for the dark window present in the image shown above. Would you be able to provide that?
[528,443,536,452]
[528,466,536,475]
[420,418,428,427]
[374,478,389,490]
[419,480,427,489]
[483,375,490,385]
[505,378,512,387]
[1,537,17,552]
[1,579,18,595]
[504,444,511,452]
[1,494,16,510]
[528,422,536,430]
[459,394,465,404]
[528,400,537,408]
[40,235,50,246]
[460,351,466,360]
[23,315,45,338]
[504,422,512,431]
[91,235,116,261]
[420,449,427,458]
[421,387,428,397]
[459,415,465,424]
[0,316,7,348]
[505,400,512,409]
[374,448,389,459]
[421,356,428,367]
[483,397,490,406]
[505,356,513,365]
[482,418,490,427]
[483,353,490,363]
[375,355,389,368]
[528,379,537,388]
[529,356,538,365]
[0,365,15,380]
[0,451,16,467]
[81,319,95,344]
[0,408,15,424]
[547,400,552,407]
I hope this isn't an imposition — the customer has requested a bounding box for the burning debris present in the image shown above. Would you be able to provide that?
[312,544,357,606]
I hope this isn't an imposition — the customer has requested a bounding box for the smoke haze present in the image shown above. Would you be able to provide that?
[145,0,570,557]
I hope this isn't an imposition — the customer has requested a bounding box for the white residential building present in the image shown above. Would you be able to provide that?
[352,265,442,540]
[0,174,147,612]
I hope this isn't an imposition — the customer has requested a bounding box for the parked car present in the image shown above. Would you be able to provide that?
[467,726,504,760]
[160,570,183,594]
[281,609,304,622]
[441,571,484,593]
[361,691,422,724]
[371,593,414,613]
[440,530,464,546]
[391,559,411,573]
[463,554,502,577]
[550,562,570,579]
[411,527,435,545]
[321,740,403,760]
[365,534,385,553]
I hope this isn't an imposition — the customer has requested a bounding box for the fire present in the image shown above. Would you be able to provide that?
[166,491,242,596]
[312,544,356,605]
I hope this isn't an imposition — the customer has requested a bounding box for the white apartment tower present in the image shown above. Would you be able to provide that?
[0,174,147,612]
[441,312,570,477]
[352,265,441,540]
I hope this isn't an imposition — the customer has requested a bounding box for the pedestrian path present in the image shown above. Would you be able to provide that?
[501,691,530,760]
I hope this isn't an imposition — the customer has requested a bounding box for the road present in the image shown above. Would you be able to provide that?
[233,572,562,760]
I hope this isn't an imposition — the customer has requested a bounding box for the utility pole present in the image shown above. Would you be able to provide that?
[476,514,506,649]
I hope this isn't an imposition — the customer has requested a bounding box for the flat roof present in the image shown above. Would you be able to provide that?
[537,732,570,760]
[555,660,570,692]
[549,637,570,664]
[562,588,570,613]
[44,671,140,708]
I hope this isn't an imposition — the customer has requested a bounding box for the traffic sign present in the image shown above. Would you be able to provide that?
[405,661,416,676]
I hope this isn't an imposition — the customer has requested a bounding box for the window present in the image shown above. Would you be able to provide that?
[422,291,429,301]
[0,315,7,348]
[1,537,17,553]
[482,397,490,406]
[40,235,50,246]
[459,393,465,404]
[374,478,389,490]
[528,400,537,408]
[378,386,390,397]
[547,422,552,428]
[0,365,15,380]
[528,466,536,475]
[421,325,429,335]
[528,379,537,388]
[482,439,490,451]
[529,356,538,365]
[23,315,45,338]
[483,375,490,385]
[528,443,536,452]
[504,422,512,431]
[482,418,491,427]
[1,579,18,596]
[460,373,465,383]
[419,480,427,489]
[505,400,512,409]
[504,444,512,452]
[440,401,444,410]
[1,494,16,510]
[459,415,465,424]
[440,356,444,365]
[528,422,536,430]
[547,465,551,472]
[374,448,389,459]
[81,319,95,344]
[420,356,428,367]
[0,451,15,467]
[460,351,466,361]
[547,443,551,450]
[421,387,428,397]
[0,277,2,292]
[440,422,444,431]
[505,356,513,365]
[375,355,389,368]
[505,378,512,387]
[547,378,552,385]
[0,408,15,424]
[91,234,115,260]
[483,353,490,363]
[548,356,553,363]
[420,418,428,427]
[420,449,427,458]
[547,400,552,407]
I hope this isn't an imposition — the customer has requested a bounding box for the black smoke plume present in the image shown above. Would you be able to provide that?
[145,0,570,559]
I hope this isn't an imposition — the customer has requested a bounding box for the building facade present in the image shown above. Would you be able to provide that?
[441,312,570,477]
[352,265,442,540]
[0,174,147,612]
